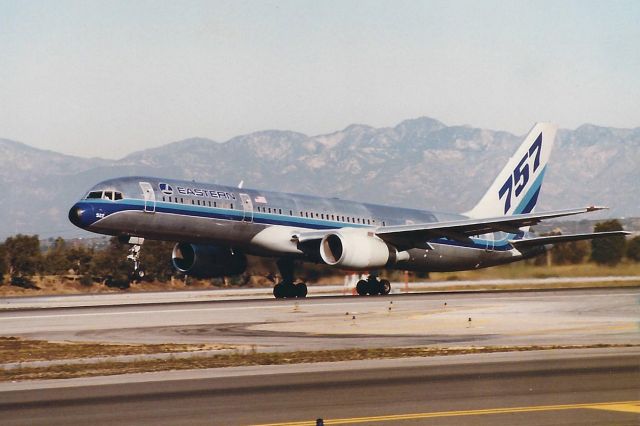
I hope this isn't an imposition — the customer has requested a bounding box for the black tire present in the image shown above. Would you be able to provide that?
[369,280,382,295]
[296,283,308,298]
[380,279,391,295]
[356,280,368,296]
[273,283,285,299]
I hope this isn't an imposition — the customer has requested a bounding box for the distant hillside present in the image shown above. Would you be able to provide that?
[1,117,638,239]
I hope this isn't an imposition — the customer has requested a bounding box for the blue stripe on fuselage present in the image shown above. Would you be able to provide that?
[80,199,368,231]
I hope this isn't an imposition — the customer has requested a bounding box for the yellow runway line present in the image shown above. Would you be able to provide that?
[253,400,640,426]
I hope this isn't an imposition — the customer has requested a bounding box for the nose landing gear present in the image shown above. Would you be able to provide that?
[126,237,145,282]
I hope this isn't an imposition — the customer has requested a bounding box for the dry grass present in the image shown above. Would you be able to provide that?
[0,336,231,364]
[427,261,640,281]
[2,343,636,382]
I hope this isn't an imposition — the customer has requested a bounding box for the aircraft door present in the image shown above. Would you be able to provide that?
[139,182,156,213]
[239,193,253,223]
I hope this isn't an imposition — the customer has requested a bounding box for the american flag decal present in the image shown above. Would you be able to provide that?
[254,196,267,203]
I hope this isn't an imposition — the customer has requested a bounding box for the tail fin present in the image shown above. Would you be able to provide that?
[465,123,558,219]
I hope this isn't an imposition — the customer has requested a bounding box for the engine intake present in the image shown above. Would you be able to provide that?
[320,230,396,270]
[172,243,247,278]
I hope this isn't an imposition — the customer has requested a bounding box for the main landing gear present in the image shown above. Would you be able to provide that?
[126,237,146,282]
[356,275,391,296]
[273,258,307,299]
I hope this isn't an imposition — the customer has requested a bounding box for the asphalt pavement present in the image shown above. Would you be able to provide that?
[0,350,638,425]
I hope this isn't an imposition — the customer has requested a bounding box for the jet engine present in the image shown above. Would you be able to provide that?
[319,229,396,270]
[172,243,247,278]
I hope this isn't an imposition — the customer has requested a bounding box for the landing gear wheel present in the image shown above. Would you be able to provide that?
[273,283,285,299]
[356,280,368,296]
[295,283,308,298]
[380,279,391,295]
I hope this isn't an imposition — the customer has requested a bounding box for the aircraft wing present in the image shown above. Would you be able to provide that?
[374,206,608,249]
[508,231,630,249]
[295,206,611,250]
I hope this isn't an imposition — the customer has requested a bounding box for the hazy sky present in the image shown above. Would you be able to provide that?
[1,0,639,159]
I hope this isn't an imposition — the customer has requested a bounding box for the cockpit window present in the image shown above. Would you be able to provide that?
[85,190,123,200]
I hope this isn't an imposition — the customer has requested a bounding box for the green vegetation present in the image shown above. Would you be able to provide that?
[626,236,640,262]
[3,234,41,277]
[0,244,6,284]
[591,220,626,266]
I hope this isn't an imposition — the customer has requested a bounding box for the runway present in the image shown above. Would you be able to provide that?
[1,288,638,351]
[0,350,638,425]
[1,288,638,425]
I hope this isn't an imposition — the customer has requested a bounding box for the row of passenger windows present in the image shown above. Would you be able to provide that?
[86,190,123,201]
[161,196,233,210]
[255,205,382,225]
[299,211,375,225]
[160,196,385,226]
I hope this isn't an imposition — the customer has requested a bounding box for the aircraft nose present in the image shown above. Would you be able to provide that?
[68,204,92,228]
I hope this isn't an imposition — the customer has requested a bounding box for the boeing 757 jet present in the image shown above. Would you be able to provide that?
[69,123,627,298]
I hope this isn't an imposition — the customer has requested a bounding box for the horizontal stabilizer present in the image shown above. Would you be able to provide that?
[509,231,630,249]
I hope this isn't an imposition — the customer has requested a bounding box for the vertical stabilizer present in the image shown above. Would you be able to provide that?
[465,123,557,219]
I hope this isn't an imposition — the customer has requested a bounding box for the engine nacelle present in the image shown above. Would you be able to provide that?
[320,229,395,270]
[172,243,247,278]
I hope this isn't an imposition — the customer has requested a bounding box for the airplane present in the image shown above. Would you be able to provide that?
[68,123,628,298]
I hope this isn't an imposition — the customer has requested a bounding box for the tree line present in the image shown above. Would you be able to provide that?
[0,219,638,287]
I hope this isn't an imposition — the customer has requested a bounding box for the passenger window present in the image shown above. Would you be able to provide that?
[103,191,113,200]
[268,208,272,213]
[230,203,234,209]
[214,201,217,207]
[114,192,123,200]
[279,209,282,215]
[191,200,194,205]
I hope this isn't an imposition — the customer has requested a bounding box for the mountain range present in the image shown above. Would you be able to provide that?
[1,117,638,240]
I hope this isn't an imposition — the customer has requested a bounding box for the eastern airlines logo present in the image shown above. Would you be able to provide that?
[159,182,236,200]
[159,183,174,195]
